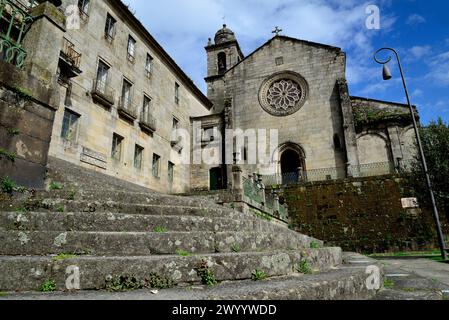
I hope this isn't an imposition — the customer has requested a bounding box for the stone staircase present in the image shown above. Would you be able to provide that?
[0,158,383,299]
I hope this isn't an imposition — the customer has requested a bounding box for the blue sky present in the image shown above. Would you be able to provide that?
[125,0,449,124]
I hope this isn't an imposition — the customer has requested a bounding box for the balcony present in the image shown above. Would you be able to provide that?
[171,135,183,153]
[118,97,138,123]
[91,79,115,108]
[58,38,82,81]
[139,110,157,134]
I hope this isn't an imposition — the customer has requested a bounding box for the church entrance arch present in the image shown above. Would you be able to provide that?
[276,143,306,185]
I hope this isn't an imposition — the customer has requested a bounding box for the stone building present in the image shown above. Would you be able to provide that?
[190,25,418,191]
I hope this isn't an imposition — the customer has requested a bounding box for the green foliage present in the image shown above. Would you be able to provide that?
[40,280,56,292]
[7,128,20,136]
[353,106,411,129]
[196,260,217,286]
[56,206,65,213]
[153,226,167,233]
[53,253,77,261]
[407,118,449,221]
[0,148,16,162]
[49,182,63,191]
[251,269,267,281]
[384,279,395,289]
[13,86,33,100]
[106,275,144,292]
[231,244,241,253]
[1,176,16,193]
[176,249,190,257]
[146,273,174,289]
[0,292,7,297]
[310,241,320,249]
[297,260,313,274]
[68,191,76,200]
[15,207,28,213]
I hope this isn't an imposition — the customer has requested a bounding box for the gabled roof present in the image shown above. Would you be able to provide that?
[224,35,342,74]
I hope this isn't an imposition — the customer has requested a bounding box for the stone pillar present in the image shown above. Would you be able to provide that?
[337,79,360,177]
[232,165,243,192]
[22,1,66,84]
[387,126,403,171]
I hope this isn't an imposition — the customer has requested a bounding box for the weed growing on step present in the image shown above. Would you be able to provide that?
[231,244,241,253]
[0,292,7,297]
[176,249,190,257]
[1,176,16,194]
[105,275,144,292]
[7,128,20,136]
[251,269,267,281]
[56,206,65,213]
[384,279,395,289]
[53,253,77,261]
[49,182,63,191]
[153,226,168,233]
[310,241,320,249]
[146,273,174,289]
[0,148,16,163]
[297,260,313,275]
[68,191,76,200]
[196,260,217,286]
[40,280,56,292]
[15,207,29,213]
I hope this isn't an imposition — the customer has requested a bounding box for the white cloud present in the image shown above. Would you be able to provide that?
[406,14,426,26]
[408,45,432,60]
[124,0,396,91]
[426,51,449,86]
[412,89,423,98]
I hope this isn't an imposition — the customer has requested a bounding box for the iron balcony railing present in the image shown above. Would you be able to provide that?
[92,78,115,106]
[61,37,81,69]
[139,110,157,133]
[0,0,34,68]
[118,97,138,120]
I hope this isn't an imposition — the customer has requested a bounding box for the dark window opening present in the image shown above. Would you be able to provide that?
[217,52,227,74]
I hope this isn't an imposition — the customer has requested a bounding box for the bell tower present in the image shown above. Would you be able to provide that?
[205,24,244,112]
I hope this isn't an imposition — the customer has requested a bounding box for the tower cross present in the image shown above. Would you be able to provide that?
[272,26,283,36]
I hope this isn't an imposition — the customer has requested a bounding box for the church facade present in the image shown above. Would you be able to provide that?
[190,25,417,191]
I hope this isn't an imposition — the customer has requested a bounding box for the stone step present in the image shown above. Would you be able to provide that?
[0,211,254,233]
[0,230,319,256]
[0,248,342,292]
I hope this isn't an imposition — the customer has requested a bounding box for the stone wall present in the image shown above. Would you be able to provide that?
[282,175,448,253]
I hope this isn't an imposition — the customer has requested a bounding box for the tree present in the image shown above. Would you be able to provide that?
[409,118,449,222]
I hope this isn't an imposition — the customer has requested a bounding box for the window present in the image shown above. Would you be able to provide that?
[78,0,90,16]
[145,53,153,76]
[104,14,116,42]
[172,117,179,130]
[275,57,284,66]
[134,145,144,170]
[175,82,180,105]
[152,154,161,178]
[168,162,175,184]
[111,133,124,161]
[127,36,136,62]
[95,60,110,93]
[217,52,226,74]
[143,95,151,114]
[61,109,80,142]
[121,79,133,109]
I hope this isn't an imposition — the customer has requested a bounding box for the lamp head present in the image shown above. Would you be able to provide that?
[383,64,392,81]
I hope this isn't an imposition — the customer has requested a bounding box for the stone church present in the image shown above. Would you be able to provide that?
[190,25,417,191]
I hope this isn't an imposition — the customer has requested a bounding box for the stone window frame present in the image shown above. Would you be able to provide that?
[134,144,144,170]
[78,0,90,19]
[127,35,137,63]
[61,108,81,143]
[104,13,117,43]
[111,133,124,162]
[152,153,161,178]
[168,161,175,184]
[174,82,180,105]
[145,53,153,77]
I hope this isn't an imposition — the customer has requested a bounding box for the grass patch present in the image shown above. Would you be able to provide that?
[153,226,167,233]
[40,280,56,292]
[251,269,267,281]
[13,86,33,100]
[15,207,29,213]
[7,128,20,136]
[0,148,16,163]
[146,273,174,289]
[49,182,63,191]
[196,259,217,286]
[53,253,77,261]
[176,249,190,257]
[384,279,395,289]
[0,292,8,297]
[296,260,313,275]
[68,191,76,200]
[231,244,241,253]
[310,241,320,249]
[56,206,65,213]
[106,275,144,292]
[1,176,16,193]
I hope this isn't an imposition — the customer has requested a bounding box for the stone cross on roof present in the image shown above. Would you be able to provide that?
[272,26,283,36]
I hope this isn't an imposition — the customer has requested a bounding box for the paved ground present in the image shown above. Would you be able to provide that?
[373,257,449,300]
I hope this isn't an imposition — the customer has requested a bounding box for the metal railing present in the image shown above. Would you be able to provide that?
[262,161,412,186]
[139,110,157,132]
[243,176,264,205]
[118,97,138,119]
[0,0,34,68]
[61,37,81,68]
[92,78,115,104]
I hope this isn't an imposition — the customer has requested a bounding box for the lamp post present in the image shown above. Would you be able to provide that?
[374,47,448,261]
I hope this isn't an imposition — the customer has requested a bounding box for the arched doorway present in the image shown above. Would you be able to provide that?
[281,149,303,185]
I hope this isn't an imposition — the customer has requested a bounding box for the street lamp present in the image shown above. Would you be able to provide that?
[374,47,448,261]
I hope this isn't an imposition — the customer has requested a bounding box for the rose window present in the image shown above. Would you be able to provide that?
[267,80,302,111]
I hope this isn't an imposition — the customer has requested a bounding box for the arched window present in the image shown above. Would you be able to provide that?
[334,134,342,150]
[217,52,227,74]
